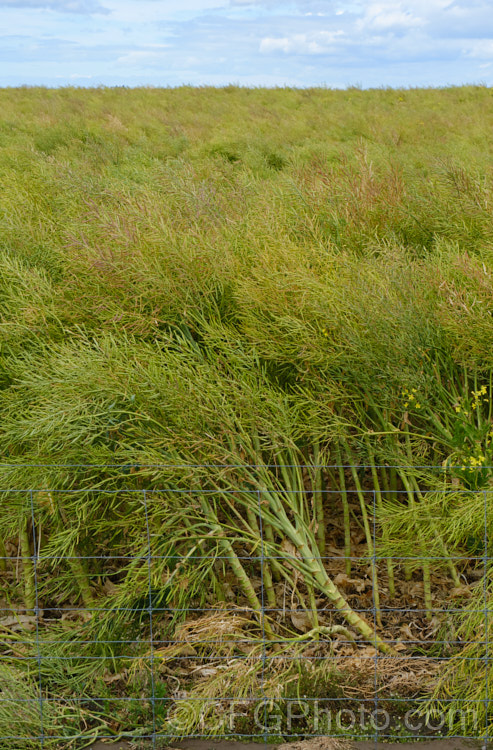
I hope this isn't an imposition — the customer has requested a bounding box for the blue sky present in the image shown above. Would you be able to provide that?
[2,0,493,88]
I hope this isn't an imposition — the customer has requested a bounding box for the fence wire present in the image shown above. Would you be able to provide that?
[0,465,491,749]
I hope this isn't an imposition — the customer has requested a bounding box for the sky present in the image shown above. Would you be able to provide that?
[1,0,493,88]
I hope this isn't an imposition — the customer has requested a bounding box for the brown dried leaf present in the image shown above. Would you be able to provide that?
[277,740,353,750]
[103,669,128,685]
[450,585,473,598]
[0,615,39,632]
[334,573,368,592]
[290,610,313,633]
[399,623,419,642]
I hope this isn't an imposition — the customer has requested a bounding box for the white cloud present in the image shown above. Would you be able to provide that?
[116,45,169,65]
[0,0,108,12]
[357,2,424,32]
[466,40,493,59]
[260,29,344,55]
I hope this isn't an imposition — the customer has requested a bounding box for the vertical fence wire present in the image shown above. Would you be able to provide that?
[257,488,268,745]
[29,489,45,749]
[372,488,379,749]
[484,489,490,750]
[143,488,157,749]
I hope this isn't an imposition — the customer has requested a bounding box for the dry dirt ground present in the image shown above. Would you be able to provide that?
[87,737,491,750]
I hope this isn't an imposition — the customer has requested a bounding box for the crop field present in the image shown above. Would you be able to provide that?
[0,85,492,748]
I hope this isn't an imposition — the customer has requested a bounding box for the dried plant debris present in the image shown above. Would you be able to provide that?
[277,740,354,750]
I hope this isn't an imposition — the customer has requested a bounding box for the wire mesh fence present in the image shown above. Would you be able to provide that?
[0,465,491,749]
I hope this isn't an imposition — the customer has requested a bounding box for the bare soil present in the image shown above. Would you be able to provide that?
[86,737,491,750]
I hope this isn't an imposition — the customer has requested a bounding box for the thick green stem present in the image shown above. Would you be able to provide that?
[252,484,393,653]
[389,464,411,580]
[20,519,35,612]
[474,371,481,431]
[398,471,433,619]
[347,456,382,628]
[291,461,308,526]
[199,496,275,639]
[280,454,308,529]
[408,475,461,587]
[68,555,94,609]
[312,440,326,555]
[260,553,277,609]
[182,514,229,602]
[288,452,321,628]
[402,425,448,615]
[263,522,281,582]
[0,537,7,572]
[231,461,392,652]
[334,443,352,575]
[365,440,395,601]
[246,507,277,609]
[489,370,493,424]
[379,466,396,598]
[211,569,227,603]
[51,493,95,609]
[307,584,320,636]
[284,524,392,652]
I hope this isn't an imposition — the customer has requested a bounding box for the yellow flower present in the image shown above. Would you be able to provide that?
[408,393,415,401]
[454,405,461,413]
[404,402,409,408]
[415,403,421,409]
